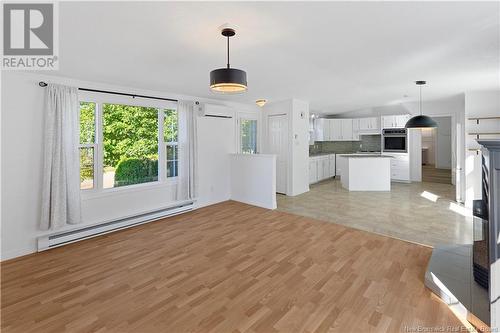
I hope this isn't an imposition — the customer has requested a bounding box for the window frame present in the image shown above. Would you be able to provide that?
[78,101,98,190]
[238,114,259,154]
[78,91,178,196]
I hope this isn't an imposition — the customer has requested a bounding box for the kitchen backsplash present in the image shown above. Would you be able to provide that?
[309,135,381,154]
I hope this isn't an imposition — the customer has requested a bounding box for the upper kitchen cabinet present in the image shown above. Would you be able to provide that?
[358,117,380,133]
[382,114,411,129]
[341,119,353,140]
[314,118,326,141]
[314,118,360,141]
[330,119,343,141]
[352,119,360,140]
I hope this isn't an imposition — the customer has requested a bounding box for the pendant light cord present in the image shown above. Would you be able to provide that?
[419,85,422,115]
[227,36,230,69]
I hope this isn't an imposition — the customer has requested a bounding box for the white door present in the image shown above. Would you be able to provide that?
[269,115,289,194]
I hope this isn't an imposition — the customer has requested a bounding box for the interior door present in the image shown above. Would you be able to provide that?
[268,115,289,194]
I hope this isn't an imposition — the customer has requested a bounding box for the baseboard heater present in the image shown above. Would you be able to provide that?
[37,200,195,251]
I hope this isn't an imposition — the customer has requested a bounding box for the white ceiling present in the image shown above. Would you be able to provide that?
[46,1,499,114]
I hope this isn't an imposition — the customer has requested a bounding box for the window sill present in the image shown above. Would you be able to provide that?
[81,178,179,200]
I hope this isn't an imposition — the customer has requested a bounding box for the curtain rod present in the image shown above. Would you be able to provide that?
[38,81,178,103]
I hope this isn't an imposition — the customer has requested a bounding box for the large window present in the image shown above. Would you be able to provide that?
[240,118,257,154]
[79,99,178,191]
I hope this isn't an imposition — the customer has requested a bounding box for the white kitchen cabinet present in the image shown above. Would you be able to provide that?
[323,120,331,141]
[329,154,336,177]
[321,158,329,178]
[317,158,325,180]
[359,118,370,130]
[331,119,340,141]
[395,114,411,128]
[382,116,395,129]
[341,119,353,140]
[309,159,317,183]
[336,155,344,176]
[309,154,336,184]
[358,117,380,132]
[385,153,410,182]
[314,119,326,141]
[382,115,411,129]
[352,119,360,141]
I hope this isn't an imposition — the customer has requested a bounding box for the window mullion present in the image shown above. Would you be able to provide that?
[96,102,104,190]
[158,109,166,182]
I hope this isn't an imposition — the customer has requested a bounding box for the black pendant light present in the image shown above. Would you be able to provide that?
[210,27,247,93]
[405,81,437,128]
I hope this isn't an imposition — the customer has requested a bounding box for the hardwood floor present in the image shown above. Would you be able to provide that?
[278,179,471,247]
[422,164,452,184]
[1,201,463,332]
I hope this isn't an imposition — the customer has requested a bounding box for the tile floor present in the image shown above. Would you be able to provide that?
[277,179,472,247]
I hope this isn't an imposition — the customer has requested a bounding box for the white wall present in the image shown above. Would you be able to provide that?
[230,154,276,209]
[421,128,436,165]
[262,98,310,196]
[408,129,422,182]
[197,117,235,208]
[434,116,452,169]
[0,71,258,260]
[464,91,500,207]
[291,99,310,196]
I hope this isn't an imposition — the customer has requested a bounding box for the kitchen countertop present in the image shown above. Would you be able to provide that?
[309,153,336,157]
[309,152,383,157]
[338,153,393,158]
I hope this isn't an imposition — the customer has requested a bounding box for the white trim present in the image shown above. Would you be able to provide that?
[78,93,179,195]
[158,110,166,182]
[81,178,178,200]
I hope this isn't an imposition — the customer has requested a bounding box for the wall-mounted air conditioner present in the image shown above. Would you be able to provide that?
[196,102,233,119]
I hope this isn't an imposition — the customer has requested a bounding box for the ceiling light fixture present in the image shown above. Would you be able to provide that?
[256,99,267,107]
[210,27,247,94]
[405,81,437,129]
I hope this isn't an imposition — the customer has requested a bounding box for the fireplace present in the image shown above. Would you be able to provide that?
[473,199,489,289]
[472,152,491,290]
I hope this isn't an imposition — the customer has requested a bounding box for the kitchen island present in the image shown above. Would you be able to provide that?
[337,154,392,191]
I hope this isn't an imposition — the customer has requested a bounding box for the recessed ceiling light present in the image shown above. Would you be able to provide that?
[256,99,267,107]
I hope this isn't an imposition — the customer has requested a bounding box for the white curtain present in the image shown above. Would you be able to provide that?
[176,100,198,201]
[40,84,81,230]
